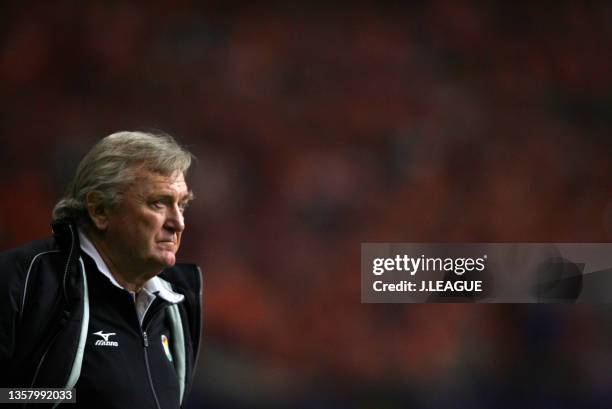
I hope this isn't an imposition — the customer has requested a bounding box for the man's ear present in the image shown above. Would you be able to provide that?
[86,191,110,231]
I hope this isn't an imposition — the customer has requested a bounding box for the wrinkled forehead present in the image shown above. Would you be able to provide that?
[129,168,190,197]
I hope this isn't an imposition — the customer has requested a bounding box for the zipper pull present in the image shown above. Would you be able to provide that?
[143,331,149,347]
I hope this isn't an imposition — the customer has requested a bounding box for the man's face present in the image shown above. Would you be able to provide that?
[105,169,192,273]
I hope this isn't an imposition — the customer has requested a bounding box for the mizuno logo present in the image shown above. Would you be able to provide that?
[93,330,119,347]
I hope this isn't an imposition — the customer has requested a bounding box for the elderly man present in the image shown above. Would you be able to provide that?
[0,131,202,409]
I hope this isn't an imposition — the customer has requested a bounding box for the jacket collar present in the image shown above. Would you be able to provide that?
[51,218,80,255]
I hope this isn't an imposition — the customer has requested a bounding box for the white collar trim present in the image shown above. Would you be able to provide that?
[78,228,184,304]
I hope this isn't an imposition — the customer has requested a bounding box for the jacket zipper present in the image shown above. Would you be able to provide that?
[136,300,168,409]
[142,330,162,409]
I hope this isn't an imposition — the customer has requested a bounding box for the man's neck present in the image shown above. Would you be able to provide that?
[84,228,152,293]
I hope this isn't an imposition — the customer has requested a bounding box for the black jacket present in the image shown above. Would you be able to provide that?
[0,220,202,408]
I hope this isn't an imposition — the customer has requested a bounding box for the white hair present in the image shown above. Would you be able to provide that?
[52,130,193,224]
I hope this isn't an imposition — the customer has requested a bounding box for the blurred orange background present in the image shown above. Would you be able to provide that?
[0,1,610,408]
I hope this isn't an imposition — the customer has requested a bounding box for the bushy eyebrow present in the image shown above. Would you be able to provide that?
[148,190,194,203]
[182,191,195,204]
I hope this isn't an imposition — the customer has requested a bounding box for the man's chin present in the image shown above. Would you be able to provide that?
[162,253,177,267]
[153,251,177,268]
[153,243,178,266]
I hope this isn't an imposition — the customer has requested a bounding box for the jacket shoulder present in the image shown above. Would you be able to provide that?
[160,263,202,295]
[0,236,60,282]
[0,237,59,268]
[0,236,63,321]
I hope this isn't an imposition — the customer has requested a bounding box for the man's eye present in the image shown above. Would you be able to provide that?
[179,202,189,212]
[150,201,165,209]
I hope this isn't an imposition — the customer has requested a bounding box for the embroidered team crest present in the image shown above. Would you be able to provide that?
[161,334,173,362]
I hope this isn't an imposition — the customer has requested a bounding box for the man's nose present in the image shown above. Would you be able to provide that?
[164,204,185,233]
